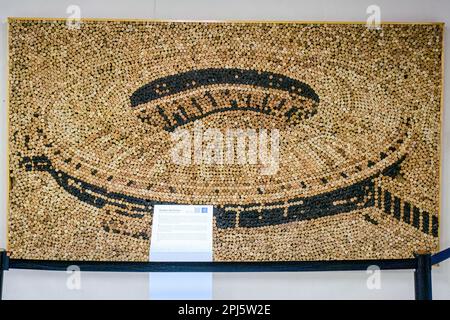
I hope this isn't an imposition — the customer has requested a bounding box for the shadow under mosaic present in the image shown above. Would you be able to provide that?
[8,19,443,261]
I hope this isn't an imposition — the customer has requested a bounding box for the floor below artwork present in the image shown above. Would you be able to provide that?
[2,268,450,299]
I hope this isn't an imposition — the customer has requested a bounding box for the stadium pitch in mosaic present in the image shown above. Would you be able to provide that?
[8,19,443,261]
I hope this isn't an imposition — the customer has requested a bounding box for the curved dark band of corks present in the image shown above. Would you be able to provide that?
[19,155,438,240]
[130,68,320,108]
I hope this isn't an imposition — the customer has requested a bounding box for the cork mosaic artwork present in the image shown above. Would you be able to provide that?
[7,19,443,261]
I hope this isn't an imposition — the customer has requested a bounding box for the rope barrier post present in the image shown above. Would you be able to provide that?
[414,253,432,300]
[0,249,6,300]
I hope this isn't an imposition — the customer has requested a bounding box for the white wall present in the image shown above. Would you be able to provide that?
[1,0,449,299]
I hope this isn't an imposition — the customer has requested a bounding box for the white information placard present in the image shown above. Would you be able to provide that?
[149,205,213,299]
[149,205,213,261]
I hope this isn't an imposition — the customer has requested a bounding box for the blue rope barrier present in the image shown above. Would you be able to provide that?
[432,247,450,265]
[1,248,449,300]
